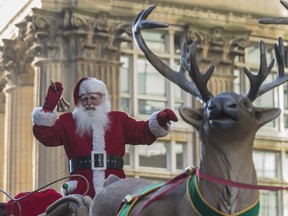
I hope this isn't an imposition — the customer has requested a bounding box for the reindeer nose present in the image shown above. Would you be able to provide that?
[224,100,238,111]
[209,97,238,109]
[207,97,239,120]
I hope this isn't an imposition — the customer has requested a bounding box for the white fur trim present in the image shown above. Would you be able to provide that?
[32,107,57,127]
[61,188,67,197]
[61,180,78,196]
[79,78,108,97]
[91,122,106,195]
[148,111,170,137]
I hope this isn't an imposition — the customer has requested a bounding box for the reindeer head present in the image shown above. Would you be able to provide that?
[133,5,288,147]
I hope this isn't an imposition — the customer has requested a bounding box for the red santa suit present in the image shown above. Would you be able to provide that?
[32,77,176,198]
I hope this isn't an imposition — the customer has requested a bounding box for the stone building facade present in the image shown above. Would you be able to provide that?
[0,0,288,215]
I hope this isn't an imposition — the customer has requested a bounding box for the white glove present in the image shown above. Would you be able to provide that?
[61,180,78,196]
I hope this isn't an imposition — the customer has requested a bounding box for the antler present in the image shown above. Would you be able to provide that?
[243,40,275,102]
[244,37,288,101]
[183,41,214,102]
[257,37,288,97]
[133,5,214,103]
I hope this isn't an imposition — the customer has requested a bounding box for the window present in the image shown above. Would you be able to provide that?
[119,28,189,177]
[253,150,281,215]
[120,55,131,113]
[259,191,279,216]
[138,99,166,115]
[233,67,243,94]
[123,145,131,166]
[139,142,168,169]
[283,152,288,176]
[247,45,274,65]
[142,31,166,52]
[120,56,130,94]
[253,74,276,128]
[137,57,167,115]
[173,59,186,110]
[253,150,279,178]
[137,58,166,96]
[120,28,188,115]
[175,142,184,170]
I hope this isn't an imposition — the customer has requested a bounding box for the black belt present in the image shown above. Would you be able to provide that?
[69,152,124,173]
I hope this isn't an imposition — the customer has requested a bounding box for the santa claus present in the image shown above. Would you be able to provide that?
[32,77,178,198]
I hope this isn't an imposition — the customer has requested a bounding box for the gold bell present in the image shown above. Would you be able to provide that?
[185,166,196,175]
[50,80,70,112]
[123,194,133,204]
[56,97,70,112]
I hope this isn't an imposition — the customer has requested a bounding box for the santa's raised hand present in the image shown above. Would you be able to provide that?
[43,82,63,112]
[157,109,178,130]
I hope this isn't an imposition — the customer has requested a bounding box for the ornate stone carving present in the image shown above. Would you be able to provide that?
[185,25,249,94]
[0,17,35,87]
[30,7,131,62]
[186,25,249,75]
[0,77,5,113]
[30,9,63,59]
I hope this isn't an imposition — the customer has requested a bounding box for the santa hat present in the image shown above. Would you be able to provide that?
[73,77,108,105]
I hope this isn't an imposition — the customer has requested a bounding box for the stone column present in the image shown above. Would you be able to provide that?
[0,83,5,201]
[3,85,34,197]
[0,35,34,198]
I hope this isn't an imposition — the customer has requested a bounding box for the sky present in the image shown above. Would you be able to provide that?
[0,0,28,30]
[0,0,41,39]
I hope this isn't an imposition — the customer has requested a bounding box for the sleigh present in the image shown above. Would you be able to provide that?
[0,175,92,216]
[2,3,288,216]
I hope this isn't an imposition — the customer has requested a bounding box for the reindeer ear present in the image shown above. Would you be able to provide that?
[178,104,203,130]
[255,107,281,127]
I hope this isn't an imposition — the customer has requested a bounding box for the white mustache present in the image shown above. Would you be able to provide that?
[85,105,96,110]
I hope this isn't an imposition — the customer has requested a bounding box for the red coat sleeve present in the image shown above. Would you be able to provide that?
[108,111,157,146]
[33,113,73,147]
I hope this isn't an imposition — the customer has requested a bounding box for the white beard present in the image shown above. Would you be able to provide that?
[72,104,110,137]
[72,102,111,194]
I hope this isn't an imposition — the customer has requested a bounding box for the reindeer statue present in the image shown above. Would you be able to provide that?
[90,5,288,216]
